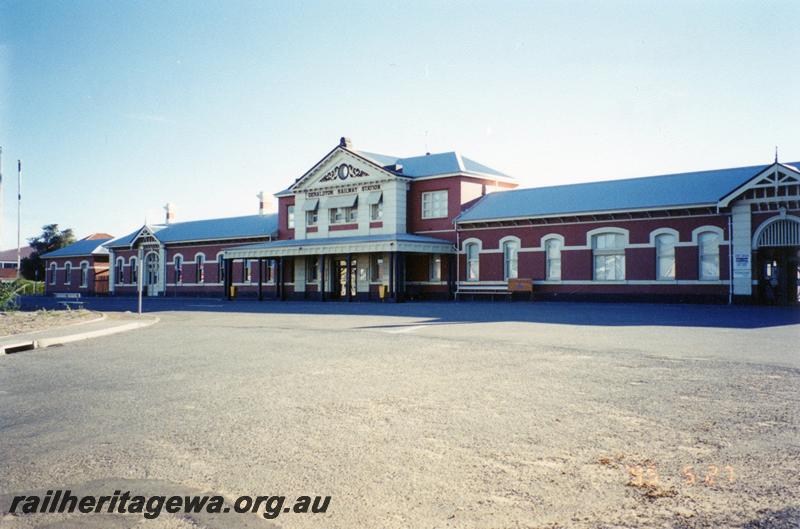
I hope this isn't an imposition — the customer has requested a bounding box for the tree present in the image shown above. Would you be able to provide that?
[20,224,76,281]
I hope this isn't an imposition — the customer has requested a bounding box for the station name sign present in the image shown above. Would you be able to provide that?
[305,183,382,198]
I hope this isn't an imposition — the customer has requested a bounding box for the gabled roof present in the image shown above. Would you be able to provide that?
[358,150,511,179]
[457,161,800,223]
[105,214,278,249]
[41,238,113,258]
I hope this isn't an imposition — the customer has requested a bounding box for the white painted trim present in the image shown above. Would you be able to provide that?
[718,163,800,207]
[460,237,483,252]
[691,225,725,244]
[587,226,629,247]
[751,214,800,249]
[649,227,680,245]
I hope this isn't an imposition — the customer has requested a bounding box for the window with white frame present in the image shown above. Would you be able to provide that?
[545,238,562,280]
[370,199,383,221]
[465,243,479,281]
[195,254,205,283]
[265,259,275,283]
[429,254,442,281]
[655,233,676,280]
[306,209,318,226]
[371,254,385,282]
[174,255,183,284]
[698,231,720,280]
[244,259,252,283]
[592,232,626,280]
[330,207,357,224]
[306,256,319,282]
[116,258,124,284]
[64,262,72,284]
[422,190,448,219]
[50,263,57,285]
[130,257,138,284]
[503,240,519,280]
[287,206,295,229]
[217,254,225,284]
[80,262,89,287]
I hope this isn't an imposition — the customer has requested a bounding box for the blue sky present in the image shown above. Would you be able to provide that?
[0,0,798,247]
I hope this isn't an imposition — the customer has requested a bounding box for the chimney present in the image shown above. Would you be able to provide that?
[339,136,353,149]
[164,203,175,224]
[256,191,271,215]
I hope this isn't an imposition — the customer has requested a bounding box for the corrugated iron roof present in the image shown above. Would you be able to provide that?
[358,150,510,179]
[105,214,278,248]
[41,238,112,258]
[226,233,454,252]
[457,162,799,223]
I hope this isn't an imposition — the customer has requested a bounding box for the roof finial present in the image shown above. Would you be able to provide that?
[775,145,779,164]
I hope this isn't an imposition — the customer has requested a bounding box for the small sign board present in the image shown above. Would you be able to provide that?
[508,278,533,292]
[734,253,751,270]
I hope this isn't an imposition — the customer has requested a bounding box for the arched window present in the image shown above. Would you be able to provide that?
[592,232,626,280]
[64,262,72,284]
[217,254,225,284]
[80,262,89,287]
[116,258,125,284]
[698,231,720,280]
[49,263,57,285]
[465,243,479,281]
[195,254,205,283]
[503,240,519,280]
[130,257,138,284]
[655,233,676,280]
[545,238,562,280]
[174,255,183,284]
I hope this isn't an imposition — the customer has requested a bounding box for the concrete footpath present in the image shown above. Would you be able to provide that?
[0,312,159,354]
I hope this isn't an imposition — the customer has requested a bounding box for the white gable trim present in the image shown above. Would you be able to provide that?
[289,146,405,194]
[718,162,800,207]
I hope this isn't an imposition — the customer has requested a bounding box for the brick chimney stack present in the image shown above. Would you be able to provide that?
[256,191,269,215]
[164,203,175,224]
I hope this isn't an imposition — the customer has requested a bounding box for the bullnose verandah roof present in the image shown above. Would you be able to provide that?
[223,233,455,259]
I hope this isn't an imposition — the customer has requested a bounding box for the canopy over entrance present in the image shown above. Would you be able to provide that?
[223,233,455,259]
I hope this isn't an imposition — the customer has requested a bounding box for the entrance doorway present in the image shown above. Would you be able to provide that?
[144,252,160,296]
[758,247,800,305]
[333,257,357,300]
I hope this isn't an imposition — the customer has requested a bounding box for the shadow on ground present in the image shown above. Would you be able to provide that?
[20,296,800,330]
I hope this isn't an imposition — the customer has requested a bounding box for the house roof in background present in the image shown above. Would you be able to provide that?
[0,246,33,262]
[357,150,511,179]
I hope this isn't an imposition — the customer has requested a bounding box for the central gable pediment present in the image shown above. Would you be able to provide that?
[291,147,401,194]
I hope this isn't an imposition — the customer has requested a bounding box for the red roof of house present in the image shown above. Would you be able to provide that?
[0,246,33,262]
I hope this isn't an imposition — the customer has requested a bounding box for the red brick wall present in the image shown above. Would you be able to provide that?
[457,214,732,288]
[278,196,295,240]
[44,256,107,295]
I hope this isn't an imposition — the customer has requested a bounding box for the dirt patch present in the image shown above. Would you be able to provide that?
[0,310,99,337]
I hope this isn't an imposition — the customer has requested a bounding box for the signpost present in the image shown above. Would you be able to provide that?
[137,246,144,315]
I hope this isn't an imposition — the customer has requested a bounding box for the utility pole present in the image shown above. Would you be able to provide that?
[16,159,21,279]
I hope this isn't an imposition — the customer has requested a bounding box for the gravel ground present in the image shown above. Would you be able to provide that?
[0,310,98,338]
[0,302,798,529]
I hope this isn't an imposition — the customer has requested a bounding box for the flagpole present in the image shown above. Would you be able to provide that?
[16,160,21,279]
[0,147,3,251]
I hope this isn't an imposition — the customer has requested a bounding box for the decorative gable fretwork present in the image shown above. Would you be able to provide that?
[719,163,800,209]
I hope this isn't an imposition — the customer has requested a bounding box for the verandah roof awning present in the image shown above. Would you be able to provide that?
[323,194,358,209]
[223,233,455,259]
